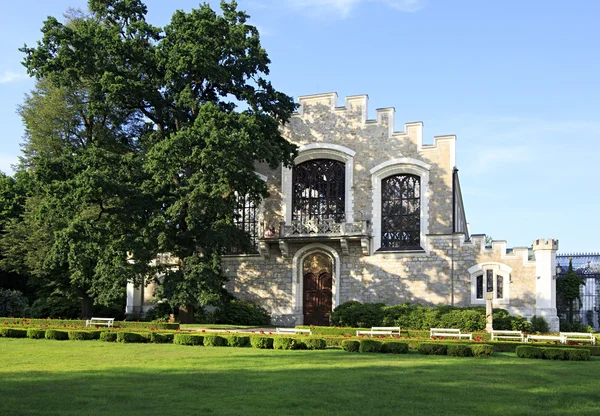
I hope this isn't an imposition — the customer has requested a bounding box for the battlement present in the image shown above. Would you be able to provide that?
[467,234,534,265]
[533,239,559,251]
[294,92,455,160]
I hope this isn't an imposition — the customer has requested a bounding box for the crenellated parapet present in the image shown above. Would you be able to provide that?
[532,238,559,251]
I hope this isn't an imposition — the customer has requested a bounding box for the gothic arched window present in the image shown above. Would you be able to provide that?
[381,174,421,249]
[292,159,345,223]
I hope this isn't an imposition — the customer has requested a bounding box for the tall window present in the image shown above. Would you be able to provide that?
[474,269,506,301]
[292,159,345,223]
[381,174,421,249]
[229,193,259,254]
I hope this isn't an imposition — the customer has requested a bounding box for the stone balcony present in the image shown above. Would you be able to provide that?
[259,219,372,257]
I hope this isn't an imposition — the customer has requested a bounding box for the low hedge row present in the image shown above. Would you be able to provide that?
[417,343,494,357]
[1,318,179,330]
[342,340,409,354]
[516,346,590,361]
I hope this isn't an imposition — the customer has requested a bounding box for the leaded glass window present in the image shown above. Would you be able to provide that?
[381,174,421,249]
[497,275,504,299]
[486,269,493,292]
[229,193,259,254]
[292,159,345,223]
[476,275,483,299]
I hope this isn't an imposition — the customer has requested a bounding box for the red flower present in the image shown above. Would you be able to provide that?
[201,330,206,333]
[268,332,273,335]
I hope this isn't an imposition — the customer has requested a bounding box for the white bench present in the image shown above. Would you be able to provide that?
[490,330,525,342]
[560,332,596,345]
[430,328,472,340]
[276,327,312,335]
[526,334,565,343]
[356,330,393,337]
[86,317,114,327]
[372,326,402,336]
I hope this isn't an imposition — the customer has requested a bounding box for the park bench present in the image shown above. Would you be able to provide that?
[560,332,596,345]
[430,328,473,340]
[371,326,402,336]
[490,330,525,342]
[356,330,393,337]
[525,334,565,343]
[85,317,114,328]
[276,328,312,335]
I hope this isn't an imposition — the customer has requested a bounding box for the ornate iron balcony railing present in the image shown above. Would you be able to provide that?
[279,219,371,238]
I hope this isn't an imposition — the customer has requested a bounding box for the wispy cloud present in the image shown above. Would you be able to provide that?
[256,0,426,19]
[0,70,28,84]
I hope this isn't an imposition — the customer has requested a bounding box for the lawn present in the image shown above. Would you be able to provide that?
[1,339,598,416]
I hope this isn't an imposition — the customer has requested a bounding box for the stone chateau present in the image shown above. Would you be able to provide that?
[127,92,560,330]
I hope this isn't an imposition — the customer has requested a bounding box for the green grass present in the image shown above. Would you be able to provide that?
[1,339,599,415]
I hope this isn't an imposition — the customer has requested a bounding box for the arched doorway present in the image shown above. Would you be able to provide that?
[302,252,333,326]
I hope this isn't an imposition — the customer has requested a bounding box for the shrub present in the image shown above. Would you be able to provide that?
[116,332,147,343]
[149,332,174,343]
[342,340,360,352]
[250,336,273,349]
[68,330,100,341]
[203,335,227,347]
[359,339,382,353]
[100,331,117,342]
[439,309,485,332]
[447,344,473,357]
[215,299,271,326]
[559,319,593,333]
[0,288,28,317]
[331,301,385,328]
[493,308,532,332]
[28,296,80,319]
[273,337,294,350]
[45,329,68,340]
[174,334,203,346]
[226,335,250,347]
[381,341,408,354]
[567,349,590,361]
[470,344,494,357]
[27,328,46,339]
[530,316,550,333]
[144,302,173,323]
[304,337,327,350]
[543,348,567,360]
[516,346,543,359]
[418,343,447,355]
[0,328,27,338]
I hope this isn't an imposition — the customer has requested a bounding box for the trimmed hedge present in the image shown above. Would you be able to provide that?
[567,349,591,361]
[149,332,174,343]
[517,345,590,361]
[203,335,227,347]
[250,336,273,349]
[418,343,448,355]
[381,341,409,354]
[0,328,27,338]
[304,337,327,350]
[359,339,382,353]
[470,344,494,357]
[342,340,360,352]
[516,346,543,359]
[0,318,179,330]
[226,335,250,348]
[447,344,473,357]
[45,329,68,340]
[116,332,147,343]
[68,330,100,341]
[27,328,46,339]
[273,337,294,350]
[543,348,567,360]
[100,331,117,342]
[174,334,204,346]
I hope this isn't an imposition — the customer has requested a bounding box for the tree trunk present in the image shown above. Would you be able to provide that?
[81,294,93,319]
[178,304,195,324]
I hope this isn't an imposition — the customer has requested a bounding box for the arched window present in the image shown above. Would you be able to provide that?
[380,174,421,249]
[292,159,345,223]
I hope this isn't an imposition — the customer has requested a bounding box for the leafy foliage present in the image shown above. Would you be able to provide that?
[331,301,385,328]
[0,289,28,317]
[557,259,585,324]
[214,298,271,326]
[530,316,550,333]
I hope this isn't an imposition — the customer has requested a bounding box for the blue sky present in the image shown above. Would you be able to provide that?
[1,0,598,253]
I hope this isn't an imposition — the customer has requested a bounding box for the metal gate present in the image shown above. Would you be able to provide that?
[556,253,600,329]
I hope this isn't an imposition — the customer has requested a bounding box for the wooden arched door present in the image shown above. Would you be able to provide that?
[303,252,333,326]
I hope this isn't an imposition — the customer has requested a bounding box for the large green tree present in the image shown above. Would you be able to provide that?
[19,0,296,321]
[557,259,585,324]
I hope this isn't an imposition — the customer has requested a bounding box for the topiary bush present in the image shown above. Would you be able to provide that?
[100,331,117,342]
[530,315,550,333]
[27,328,46,339]
[214,299,271,326]
[516,346,543,359]
[304,337,327,350]
[418,343,447,356]
[567,349,590,361]
[45,329,68,340]
[203,335,227,347]
[116,332,147,343]
[226,335,250,347]
[543,348,567,360]
[174,334,204,346]
[331,301,385,328]
[447,344,473,357]
[470,344,494,357]
[342,340,360,352]
[359,339,382,353]
[250,336,273,349]
[273,337,294,350]
[381,341,408,354]
[149,332,174,343]
[68,330,100,341]
[0,328,27,338]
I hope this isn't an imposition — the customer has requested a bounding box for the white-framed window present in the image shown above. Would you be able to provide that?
[468,262,511,305]
[370,158,431,253]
